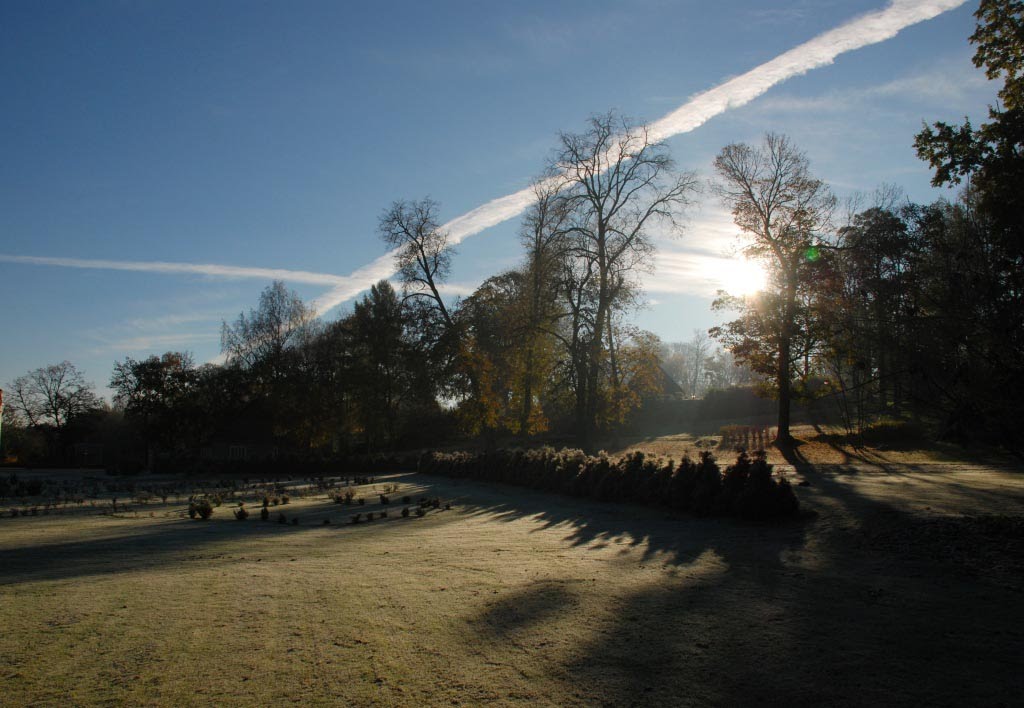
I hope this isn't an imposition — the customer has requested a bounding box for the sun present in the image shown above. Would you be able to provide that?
[714,256,769,296]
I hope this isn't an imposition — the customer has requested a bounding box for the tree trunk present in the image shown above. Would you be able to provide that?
[776,333,792,444]
[776,276,796,445]
[519,347,534,440]
[583,244,609,447]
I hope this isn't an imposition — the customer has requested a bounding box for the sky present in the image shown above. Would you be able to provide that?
[0,0,999,399]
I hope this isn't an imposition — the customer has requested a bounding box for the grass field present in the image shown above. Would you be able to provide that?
[2,441,1023,706]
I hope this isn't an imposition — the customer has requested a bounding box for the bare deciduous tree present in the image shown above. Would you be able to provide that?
[8,361,99,433]
[554,111,698,443]
[379,197,455,329]
[221,280,317,379]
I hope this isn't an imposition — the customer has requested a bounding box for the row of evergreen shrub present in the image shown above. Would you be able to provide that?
[418,448,799,520]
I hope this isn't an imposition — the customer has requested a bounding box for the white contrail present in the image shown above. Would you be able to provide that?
[647,0,967,140]
[4,2,965,317]
[0,253,350,287]
[312,0,966,315]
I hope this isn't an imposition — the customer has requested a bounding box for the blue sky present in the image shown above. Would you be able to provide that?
[0,1,996,398]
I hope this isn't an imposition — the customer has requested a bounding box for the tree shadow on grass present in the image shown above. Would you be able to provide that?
[446,458,1024,706]
[447,475,810,570]
[776,439,1024,519]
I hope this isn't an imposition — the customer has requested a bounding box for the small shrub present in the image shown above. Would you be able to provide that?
[381,510,388,518]
[379,494,390,505]
[691,452,722,515]
[291,517,298,525]
[281,495,290,505]
[262,496,270,507]
[415,507,426,517]
[357,498,365,506]
[352,513,362,524]
[401,507,410,518]
[234,506,249,520]
[323,518,331,525]
[260,506,269,521]
[189,499,214,520]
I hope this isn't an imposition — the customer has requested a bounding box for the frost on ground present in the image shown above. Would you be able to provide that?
[0,451,1022,706]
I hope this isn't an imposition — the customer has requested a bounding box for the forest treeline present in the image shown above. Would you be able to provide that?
[2,1,1022,468]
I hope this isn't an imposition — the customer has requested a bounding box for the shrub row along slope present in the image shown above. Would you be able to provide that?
[419,448,800,520]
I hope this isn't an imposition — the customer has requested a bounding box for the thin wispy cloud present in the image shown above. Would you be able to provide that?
[86,331,221,356]
[754,58,992,114]
[123,311,227,330]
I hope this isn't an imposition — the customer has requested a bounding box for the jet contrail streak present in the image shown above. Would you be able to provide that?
[646,0,967,141]
[312,0,966,315]
[0,253,350,287]
[3,2,966,317]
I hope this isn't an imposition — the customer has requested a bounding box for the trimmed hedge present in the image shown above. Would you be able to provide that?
[418,448,799,520]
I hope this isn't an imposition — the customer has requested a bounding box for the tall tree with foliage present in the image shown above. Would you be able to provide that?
[913,0,1024,445]
[712,133,836,444]
[111,352,197,470]
[345,280,418,450]
[456,272,525,437]
[513,180,571,437]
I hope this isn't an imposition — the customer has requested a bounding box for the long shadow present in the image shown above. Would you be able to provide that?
[778,439,1024,517]
[446,475,810,570]
[448,451,1023,705]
